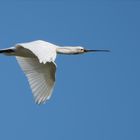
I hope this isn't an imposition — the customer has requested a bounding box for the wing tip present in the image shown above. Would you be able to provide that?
[34,97,50,105]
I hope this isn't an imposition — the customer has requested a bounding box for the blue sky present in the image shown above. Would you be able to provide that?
[0,0,139,140]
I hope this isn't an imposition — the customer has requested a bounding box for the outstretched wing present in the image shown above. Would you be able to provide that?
[16,40,57,64]
[16,56,56,104]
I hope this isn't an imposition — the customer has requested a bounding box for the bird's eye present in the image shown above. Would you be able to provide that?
[80,49,84,52]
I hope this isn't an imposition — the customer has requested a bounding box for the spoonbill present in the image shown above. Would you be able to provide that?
[0,40,109,104]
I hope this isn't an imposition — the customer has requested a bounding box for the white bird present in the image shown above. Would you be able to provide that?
[0,40,109,104]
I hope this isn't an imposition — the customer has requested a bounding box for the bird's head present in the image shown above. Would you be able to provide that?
[76,46,110,54]
[75,47,85,53]
[57,46,110,55]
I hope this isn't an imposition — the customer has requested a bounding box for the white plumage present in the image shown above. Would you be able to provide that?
[0,40,109,104]
[15,40,57,104]
[16,57,56,104]
[17,40,57,63]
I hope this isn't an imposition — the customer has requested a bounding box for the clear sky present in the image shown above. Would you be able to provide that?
[0,0,139,140]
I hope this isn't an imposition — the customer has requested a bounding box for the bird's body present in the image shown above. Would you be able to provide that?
[0,40,109,104]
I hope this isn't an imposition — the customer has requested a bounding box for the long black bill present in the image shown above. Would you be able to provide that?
[84,49,110,52]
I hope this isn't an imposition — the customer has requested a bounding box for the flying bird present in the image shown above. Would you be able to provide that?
[0,40,109,104]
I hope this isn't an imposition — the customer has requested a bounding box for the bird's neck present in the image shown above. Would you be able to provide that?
[56,47,79,55]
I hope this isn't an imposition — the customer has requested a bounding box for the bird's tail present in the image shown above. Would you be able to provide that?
[0,48,15,56]
[0,49,15,53]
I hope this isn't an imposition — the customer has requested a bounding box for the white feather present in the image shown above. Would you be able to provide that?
[16,56,56,104]
[0,40,99,104]
[16,40,57,64]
